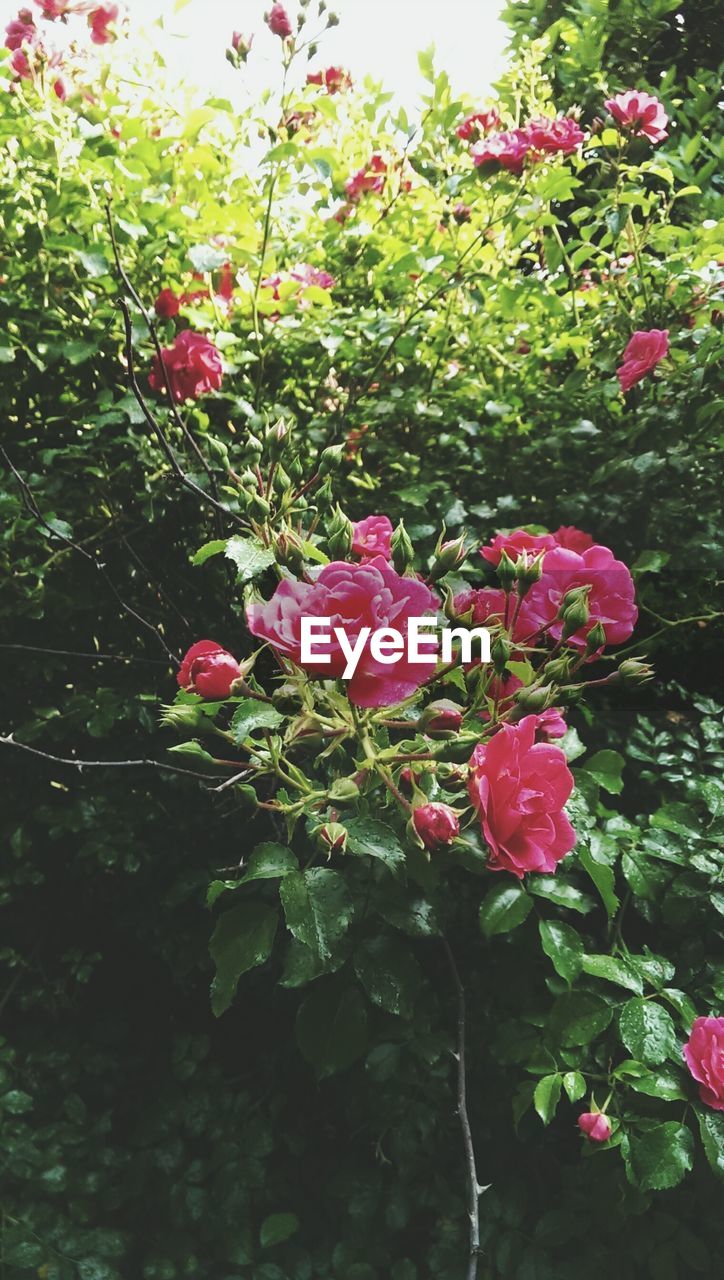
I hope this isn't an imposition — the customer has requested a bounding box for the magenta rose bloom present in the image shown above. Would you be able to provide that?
[290,262,336,290]
[154,288,180,319]
[605,90,668,143]
[88,3,118,44]
[519,544,637,651]
[412,802,460,850]
[452,587,533,645]
[5,9,36,51]
[617,328,669,393]
[351,515,393,561]
[468,716,575,877]
[345,153,387,202]
[578,1112,612,1143]
[246,558,438,709]
[552,525,594,554]
[177,641,242,699]
[525,115,585,154]
[683,1017,724,1110]
[535,707,567,741]
[267,3,292,38]
[149,330,223,403]
[456,108,500,141]
[471,128,531,175]
[307,65,352,94]
[480,529,557,567]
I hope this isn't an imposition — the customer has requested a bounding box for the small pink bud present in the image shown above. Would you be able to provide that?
[577,1112,612,1143]
[411,802,460,851]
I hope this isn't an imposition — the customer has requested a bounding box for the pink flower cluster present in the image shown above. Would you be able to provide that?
[307,65,352,94]
[262,262,336,299]
[4,1,120,97]
[470,116,585,176]
[344,153,388,202]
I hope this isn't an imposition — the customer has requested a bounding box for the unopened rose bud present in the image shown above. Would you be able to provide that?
[288,455,304,482]
[543,653,578,683]
[409,802,460,851]
[274,528,305,571]
[271,682,302,712]
[558,586,590,639]
[585,620,607,655]
[452,202,471,225]
[617,657,654,684]
[391,519,415,574]
[516,552,543,596]
[420,699,463,736]
[159,703,209,731]
[430,531,467,581]
[327,11,339,26]
[317,821,348,855]
[249,492,271,521]
[267,419,291,459]
[244,432,264,460]
[239,468,259,489]
[438,762,466,788]
[319,443,344,476]
[273,465,292,494]
[496,549,517,593]
[327,776,360,805]
[227,31,253,66]
[577,1111,611,1143]
[515,682,557,713]
[491,636,512,674]
[399,766,418,790]
[327,504,354,558]
[315,476,334,509]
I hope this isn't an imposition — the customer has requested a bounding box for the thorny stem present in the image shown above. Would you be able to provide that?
[442,938,485,1280]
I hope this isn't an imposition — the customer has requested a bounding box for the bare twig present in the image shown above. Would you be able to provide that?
[0,734,225,782]
[442,938,486,1280]
[0,644,165,665]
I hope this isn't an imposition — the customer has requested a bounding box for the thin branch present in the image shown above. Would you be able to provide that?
[442,938,486,1280]
[0,734,225,782]
[0,644,165,665]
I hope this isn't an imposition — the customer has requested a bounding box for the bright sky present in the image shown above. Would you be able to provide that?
[1,1,509,103]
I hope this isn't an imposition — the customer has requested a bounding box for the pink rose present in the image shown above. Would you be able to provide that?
[351,515,393,560]
[683,1017,724,1110]
[412,802,460,850]
[154,288,180,319]
[307,65,351,94]
[230,31,253,60]
[534,707,567,741]
[452,587,531,645]
[617,328,669,393]
[471,128,531,175]
[177,641,242,699]
[267,3,292,39]
[519,544,638,651]
[88,3,118,44]
[456,108,500,141]
[34,0,91,16]
[604,90,668,143]
[480,529,557,567]
[10,45,33,77]
[552,525,594,554]
[525,115,586,155]
[468,716,575,877]
[149,330,223,403]
[5,10,36,51]
[52,74,66,98]
[578,1112,612,1142]
[345,153,387,201]
[290,262,335,290]
[246,558,438,709]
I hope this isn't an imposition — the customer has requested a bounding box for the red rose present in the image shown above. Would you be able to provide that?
[217,262,235,303]
[683,1017,724,1110]
[412,802,460,850]
[456,108,500,141]
[177,641,242,699]
[480,529,557,567]
[344,153,387,202]
[154,288,180,319]
[616,328,669,393]
[149,329,223,403]
[246,558,438,709]
[267,3,292,38]
[577,1112,612,1142]
[471,128,531,175]
[604,90,668,143]
[351,515,393,561]
[88,3,118,45]
[468,716,575,877]
[525,115,585,155]
[307,65,351,94]
[5,10,36,52]
[519,543,637,651]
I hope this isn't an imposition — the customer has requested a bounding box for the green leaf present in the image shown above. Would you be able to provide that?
[240,842,297,883]
[77,250,109,277]
[625,1122,694,1191]
[280,868,354,961]
[230,699,284,743]
[618,998,677,1065]
[191,539,227,566]
[167,740,217,763]
[345,817,405,872]
[539,919,584,982]
[353,936,422,1018]
[582,954,643,993]
[534,1073,562,1125]
[209,902,277,1016]
[584,750,625,794]
[260,1213,300,1248]
[696,1107,724,1178]
[562,1070,586,1103]
[479,880,533,938]
[528,876,595,914]
[224,536,276,584]
[629,1067,687,1101]
[296,983,368,1077]
[548,992,612,1046]
[578,846,620,918]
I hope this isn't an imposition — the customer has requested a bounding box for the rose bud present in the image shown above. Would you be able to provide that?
[491,636,513,674]
[617,657,654,685]
[438,762,466,789]
[515,552,543,596]
[391,519,415,574]
[452,202,471,225]
[514,682,558,714]
[399,766,418,790]
[327,505,354,559]
[430,532,467,581]
[267,418,292,459]
[558,585,591,639]
[420,699,463,736]
[177,641,242,699]
[584,620,607,656]
[496,549,518,592]
[317,821,348,856]
[159,703,210,731]
[411,802,460,851]
[266,3,293,39]
[227,31,253,66]
[577,1112,612,1143]
[318,443,344,475]
[326,776,361,805]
